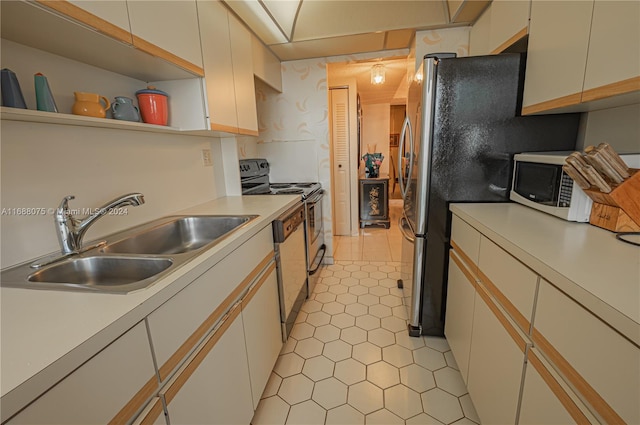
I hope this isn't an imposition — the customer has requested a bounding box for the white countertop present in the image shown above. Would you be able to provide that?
[0,195,299,406]
[450,203,640,347]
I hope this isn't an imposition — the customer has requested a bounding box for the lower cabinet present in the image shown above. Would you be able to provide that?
[534,279,640,424]
[466,284,529,424]
[160,304,254,425]
[519,348,598,424]
[7,321,157,424]
[241,263,282,407]
[448,211,637,424]
[444,250,477,384]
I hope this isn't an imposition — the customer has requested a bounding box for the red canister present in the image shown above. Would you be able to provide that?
[135,86,168,126]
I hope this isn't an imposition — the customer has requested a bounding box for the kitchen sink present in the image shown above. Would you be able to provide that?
[26,256,173,292]
[1,214,258,294]
[101,215,256,255]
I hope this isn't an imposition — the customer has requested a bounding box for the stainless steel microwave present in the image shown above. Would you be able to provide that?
[510,152,593,222]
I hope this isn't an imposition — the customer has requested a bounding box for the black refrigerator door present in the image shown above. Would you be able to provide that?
[418,53,580,336]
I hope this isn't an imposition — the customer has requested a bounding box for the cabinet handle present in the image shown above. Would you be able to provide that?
[241,261,276,308]
[162,303,242,405]
[527,350,591,424]
[157,252,274,381]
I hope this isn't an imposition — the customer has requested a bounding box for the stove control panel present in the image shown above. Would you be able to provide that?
[239,158,269,178]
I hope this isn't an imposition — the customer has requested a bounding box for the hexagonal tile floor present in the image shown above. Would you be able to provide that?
[251,261,479,425]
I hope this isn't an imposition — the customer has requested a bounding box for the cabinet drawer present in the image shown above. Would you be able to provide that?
[8,322,157,425]
[450,214,481,270]
[533,279,640,424]
[147,225,274,381]
[478,236,537,333]
[520,348,598,425]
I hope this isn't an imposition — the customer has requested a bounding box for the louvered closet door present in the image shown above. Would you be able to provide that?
[330,88,351,235]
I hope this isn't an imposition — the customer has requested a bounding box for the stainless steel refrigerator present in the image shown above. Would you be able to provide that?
[398,53,580,337]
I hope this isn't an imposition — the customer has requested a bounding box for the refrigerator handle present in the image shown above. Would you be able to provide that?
[398,116,414,200]
[399,216,415,242]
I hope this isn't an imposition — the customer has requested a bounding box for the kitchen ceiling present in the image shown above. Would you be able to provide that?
[224,0,490,104]
[223,0,490,61]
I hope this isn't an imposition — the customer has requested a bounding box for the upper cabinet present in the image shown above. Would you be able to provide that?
[252,35,283,92]
[127,0,204,77]
[197,0,258,136]
[523,0,640,115]
[487,0,530,54]
[582,1,640,102]
[1,0,202,81]
[469,6,491,56]
[63,0,133,44]
[469,1,530,56]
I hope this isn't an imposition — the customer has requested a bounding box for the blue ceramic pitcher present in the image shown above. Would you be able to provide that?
[110,96,140,122]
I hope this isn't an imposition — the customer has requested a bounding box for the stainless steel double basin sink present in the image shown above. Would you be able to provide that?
[1,215,257,294]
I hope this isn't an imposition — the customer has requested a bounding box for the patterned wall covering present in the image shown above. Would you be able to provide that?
[237,28,470,261]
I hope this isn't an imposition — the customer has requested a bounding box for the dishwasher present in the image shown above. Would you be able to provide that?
[273,203,308,341]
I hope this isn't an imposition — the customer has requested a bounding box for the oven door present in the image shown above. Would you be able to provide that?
[305,191,325,294]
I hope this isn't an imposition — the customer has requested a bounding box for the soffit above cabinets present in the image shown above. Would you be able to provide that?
[223,0,491,61]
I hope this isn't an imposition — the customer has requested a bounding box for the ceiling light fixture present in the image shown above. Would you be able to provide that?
[371,64,385,85]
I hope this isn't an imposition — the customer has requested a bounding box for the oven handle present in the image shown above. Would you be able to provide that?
[305,189,324,204]
[308,244,326,276]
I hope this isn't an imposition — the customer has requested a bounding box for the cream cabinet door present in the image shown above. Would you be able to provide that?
[469,5,491,56]
[533,279,640,424]
[132,397,167,425]
[197,0,239,133]
[161,307,254,425]
[229,12,259,136]
[488,0,530,54]
[146,226,274,382]
[520,349,598,425]
[127,0,204,75]
[241,264,283,407]
[466,285,528,425]
[252,35,282,92]
[522,0,593,114]
[444,250,477,384]
[582,0,640,102]
[8,322,157,424]
[477,236,538,333]
[67,0,132,43]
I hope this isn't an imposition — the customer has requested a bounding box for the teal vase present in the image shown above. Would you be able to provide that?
[34,73,58,113]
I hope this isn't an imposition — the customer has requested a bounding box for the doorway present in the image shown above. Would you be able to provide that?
[327,57,409,236]
[389,104,406,199]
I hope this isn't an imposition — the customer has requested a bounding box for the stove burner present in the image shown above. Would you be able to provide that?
[270,183,293,189]
[295,183,316,188]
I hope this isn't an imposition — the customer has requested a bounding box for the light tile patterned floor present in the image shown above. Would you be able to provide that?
[251,202,478,424]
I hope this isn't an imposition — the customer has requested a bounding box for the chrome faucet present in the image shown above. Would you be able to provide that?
[55,193,145,255]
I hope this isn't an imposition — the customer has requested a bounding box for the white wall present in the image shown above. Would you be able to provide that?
[0,41,222,267]
[414,27,471,71]
[577,103,640,153]
[1,121,218,267]
[361,103,391,177]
